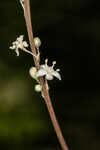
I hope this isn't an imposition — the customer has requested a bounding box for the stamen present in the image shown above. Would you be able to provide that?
[56,69,60,72]
[45,59,48,64]
[52,61,56,68]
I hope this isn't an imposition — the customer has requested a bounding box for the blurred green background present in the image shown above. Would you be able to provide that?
[0,0,100,150]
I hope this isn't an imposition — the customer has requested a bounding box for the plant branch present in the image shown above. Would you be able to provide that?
[23,0,69,150]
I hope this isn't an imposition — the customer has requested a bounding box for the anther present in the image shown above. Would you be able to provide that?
[52,61,56,67]
[56,69,60,72]
[45,59,48,64]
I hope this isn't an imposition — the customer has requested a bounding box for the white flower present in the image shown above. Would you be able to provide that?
[36,59,61,80]
[10,35,28,56]
[35,84,42,92]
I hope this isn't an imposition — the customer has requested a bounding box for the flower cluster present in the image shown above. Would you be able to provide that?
[29,59,61,92]
[10,35,61,93]
[9,35,37,57]
[10,35,28,56]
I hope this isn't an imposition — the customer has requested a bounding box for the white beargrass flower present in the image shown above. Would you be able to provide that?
[36,59,61,80]
[10,35,28,56]
[35,84,42,92]
[10,35,36,57]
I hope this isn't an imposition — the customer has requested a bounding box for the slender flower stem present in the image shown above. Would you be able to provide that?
[24,1,69,150]
[22,47,36,57]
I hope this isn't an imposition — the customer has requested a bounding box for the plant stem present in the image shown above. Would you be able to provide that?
[24,0,69,150]
[41,81,69,150]
[24,0,36,55]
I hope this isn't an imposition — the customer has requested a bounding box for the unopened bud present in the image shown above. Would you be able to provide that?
[29,67,37,79]
[34,37,41,49]
[35,84,42,92]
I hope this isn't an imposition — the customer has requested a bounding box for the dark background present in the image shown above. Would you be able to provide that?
[0,0,100,150]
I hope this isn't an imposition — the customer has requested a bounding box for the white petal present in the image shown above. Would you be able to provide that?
[9,45,15,49]
[17,35,24,42]
[40,65,46,69]
[36,69,47,77]
[15,48,19,56]
[46,74,53,80]
[52,71,61,80]
[23,41,28,47]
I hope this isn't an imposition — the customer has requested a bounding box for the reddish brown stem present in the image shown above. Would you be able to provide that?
[24,1,69,150]
[41,82,69,150]
[24,0,35,53]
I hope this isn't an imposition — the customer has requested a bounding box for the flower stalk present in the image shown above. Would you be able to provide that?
[17,0,70,150]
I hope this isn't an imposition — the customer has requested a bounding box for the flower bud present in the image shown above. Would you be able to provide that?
[34,37,41,49]
[29,67,37,79]
[35,84,42,92]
